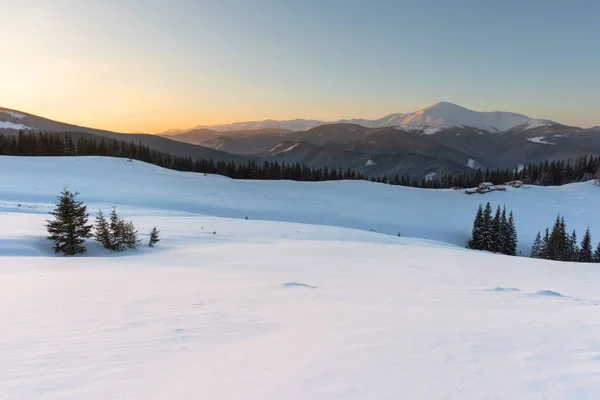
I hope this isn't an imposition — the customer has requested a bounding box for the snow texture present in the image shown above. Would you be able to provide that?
[281,143,300,153]
[0,121,33,130]
[527,136,556,145]
[0,110,26,119]
[466,158,485,170]
[1,156,600,399]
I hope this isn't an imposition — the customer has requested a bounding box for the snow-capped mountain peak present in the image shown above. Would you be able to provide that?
[168,102,555,134]
[379,101,554,134]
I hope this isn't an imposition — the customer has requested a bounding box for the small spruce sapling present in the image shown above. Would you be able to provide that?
[109,207,124,251]
[530,231,542,258]
[593,242,600,263]
[579,228,593,263]
[149,227,160,247]
[94,209,112,249]
[123,220,141,249]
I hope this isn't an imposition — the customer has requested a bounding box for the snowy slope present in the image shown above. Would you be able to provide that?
[1,156,598,254]
[371,102,553,133]
[0,121,34,130]
[2,156,600,399]
[180,102,554,134]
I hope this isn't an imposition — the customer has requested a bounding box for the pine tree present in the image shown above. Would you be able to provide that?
[94,209,112,249]
[539,228,551,259]
[123,221,141,249]
[594,242,600,263]
[468,204,484,250]
[548,215,567,261]
[499,206,508,254]
[109,207,125,251]
[46,188,92,256]
[505,210,518,256]
[567,230,579,262]
[558,217,568,261]
[481,202,494,252]
[149,226,160,247]
[531,231,542,258]
[491,206,502,253]
[106,206,141,251]
[579,228,593,263]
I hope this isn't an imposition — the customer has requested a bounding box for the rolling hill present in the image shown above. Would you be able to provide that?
[2,156,600,399]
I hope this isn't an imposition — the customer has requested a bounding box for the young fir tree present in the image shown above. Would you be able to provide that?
[539,228,551,259]
[123,220,141,249]
[579,228,593,263]
[149,226,160,247]
[491,206,502,253]
[94,209,112,249]
[499,206,508,255]
[468,204,484,250]
[568,230,579,262]
[594,242,600,263]
[109,207,125,251]
[46,188,92,256]
[505,210,518,256]
[531,231,542,258]
[481,202,494,252]
[558,217,569,261]
[548,215,567,261]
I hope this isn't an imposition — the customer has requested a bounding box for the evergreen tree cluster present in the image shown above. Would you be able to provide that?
[46,189,159,256]
[2,130,599,188]
[393,155,600,189]
[531,216,600,262]
[0,131,368,182]
[467,203,518,256]
[95,208,141,251]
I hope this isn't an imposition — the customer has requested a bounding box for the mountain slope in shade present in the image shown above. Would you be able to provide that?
[171,102,555,134]
[0,107,249,164]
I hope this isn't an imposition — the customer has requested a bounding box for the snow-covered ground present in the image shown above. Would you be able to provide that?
[527,136,556,145]
[1,156,599,254]
[1,156,600,399]
[0,121,33,130]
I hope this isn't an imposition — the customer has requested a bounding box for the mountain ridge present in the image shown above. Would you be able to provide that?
[2,104,600,182]
[166,102,557,135]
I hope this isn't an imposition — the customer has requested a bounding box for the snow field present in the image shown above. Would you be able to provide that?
[1,156,600,399]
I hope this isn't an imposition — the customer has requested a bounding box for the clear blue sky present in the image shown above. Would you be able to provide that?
[1,0,599,132]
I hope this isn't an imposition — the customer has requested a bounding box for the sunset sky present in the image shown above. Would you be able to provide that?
[2,0,599,133]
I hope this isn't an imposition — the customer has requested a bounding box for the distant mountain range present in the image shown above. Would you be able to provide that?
[165,102,555,135]
[2,103,599,181]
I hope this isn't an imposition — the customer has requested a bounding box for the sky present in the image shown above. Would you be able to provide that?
[1,0,599,133]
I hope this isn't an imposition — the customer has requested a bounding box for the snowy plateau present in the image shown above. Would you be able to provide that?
[2,156,600,399]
